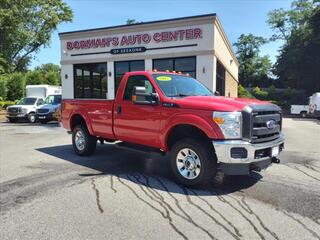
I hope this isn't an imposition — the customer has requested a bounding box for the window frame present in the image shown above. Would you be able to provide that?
[152,56,197,78]
[123,75,156,101]
[114,60,145,96]
[73,62,108,99]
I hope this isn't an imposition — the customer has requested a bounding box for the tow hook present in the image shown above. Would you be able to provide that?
[272,157,280,164]
[250,164,261,172]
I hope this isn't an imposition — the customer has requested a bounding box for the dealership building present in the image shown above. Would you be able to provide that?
[59,13,239,100]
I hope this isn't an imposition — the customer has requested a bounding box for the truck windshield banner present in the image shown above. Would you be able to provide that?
[66,28,202,50]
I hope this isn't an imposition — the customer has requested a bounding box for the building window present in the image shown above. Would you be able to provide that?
[74,63,107,99]
[123,75,155,101]
[153,56,196,78]
[216,60,225,95]
[114,60,145,95]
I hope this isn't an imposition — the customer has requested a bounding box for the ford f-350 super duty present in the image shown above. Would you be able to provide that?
[61,71,285,186]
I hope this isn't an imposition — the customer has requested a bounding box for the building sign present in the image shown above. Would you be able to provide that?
[110,47,146,54]
[66,28,202,50]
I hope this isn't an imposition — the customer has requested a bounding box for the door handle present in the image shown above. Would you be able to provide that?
[117,106,122,114]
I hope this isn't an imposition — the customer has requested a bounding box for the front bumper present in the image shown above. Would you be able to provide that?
[37,113,54,121]
[7,113,28,119]
[213,133,285,175]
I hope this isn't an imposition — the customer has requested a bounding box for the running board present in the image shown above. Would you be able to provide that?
[115,142,166,156]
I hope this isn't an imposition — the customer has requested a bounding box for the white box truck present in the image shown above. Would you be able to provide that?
[6,85,61,123]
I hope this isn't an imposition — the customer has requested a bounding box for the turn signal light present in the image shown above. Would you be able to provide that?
[213,117,224,125]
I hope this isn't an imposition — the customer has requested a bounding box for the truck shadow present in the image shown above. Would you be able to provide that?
[36,143,262,195]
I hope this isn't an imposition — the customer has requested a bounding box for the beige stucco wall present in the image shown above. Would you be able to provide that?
[225,70,238,97]
[213,21,238,83]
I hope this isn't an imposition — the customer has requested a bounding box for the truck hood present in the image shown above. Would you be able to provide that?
[7,105,34,109]
[172,96,273,111]
[38,104,60,110]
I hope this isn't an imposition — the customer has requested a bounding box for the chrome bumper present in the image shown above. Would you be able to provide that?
[213,133,285,164]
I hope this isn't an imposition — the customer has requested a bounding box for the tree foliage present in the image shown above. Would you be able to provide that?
[268,0,320,95]
[233,34,273,87]
[0,0,73,73]
[126,19,140,25]
[0,63,60,100]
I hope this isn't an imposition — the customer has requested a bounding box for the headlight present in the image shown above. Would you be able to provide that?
[21,108,27,113]
[213,112,242,139]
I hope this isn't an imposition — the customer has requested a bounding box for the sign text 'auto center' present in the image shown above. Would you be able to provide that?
[66,28,202,50]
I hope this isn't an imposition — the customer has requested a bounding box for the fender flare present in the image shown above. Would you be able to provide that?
[161,114,222,151]
[69,111,94,135]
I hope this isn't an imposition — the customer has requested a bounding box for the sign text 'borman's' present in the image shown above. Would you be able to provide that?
[66,28,202,50]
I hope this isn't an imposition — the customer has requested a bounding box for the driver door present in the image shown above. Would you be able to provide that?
[113,75,161,148]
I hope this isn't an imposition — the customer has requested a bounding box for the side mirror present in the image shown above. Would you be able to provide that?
[214,91,221,96]
[132,86,158,105]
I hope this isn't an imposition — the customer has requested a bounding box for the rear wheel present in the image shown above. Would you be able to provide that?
[72,125,97,156]
[28,113,36,123]
[170,138,217,186]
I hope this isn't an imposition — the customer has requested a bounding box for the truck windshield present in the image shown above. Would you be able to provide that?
[152,74,213,97]
[16,97,37,105]
[44,95,62,104]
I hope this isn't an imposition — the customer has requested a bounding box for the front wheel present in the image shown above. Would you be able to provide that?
[28,113,36,123]
[170,138,217,186]
[8,118,17,123]
[300,111,307,118]
[39,119,49,124]
[72,125,97,156]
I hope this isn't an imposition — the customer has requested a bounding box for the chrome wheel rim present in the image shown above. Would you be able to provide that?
[75,130,85,151]
[30,115,35,122]
[176,148,201,180]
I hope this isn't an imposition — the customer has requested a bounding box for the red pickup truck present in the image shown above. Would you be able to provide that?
[61,71,285,186]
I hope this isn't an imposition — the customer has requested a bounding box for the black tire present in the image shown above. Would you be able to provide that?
[72,124,97,156]
[170,138,217,186]
[28,113,36,123]
[8,118,17,123]
[300,111,307,118]
[39,119,49,124]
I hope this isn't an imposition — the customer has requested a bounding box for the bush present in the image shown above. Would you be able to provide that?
[0,100,16,109]
[252,86,268,100]
[238,84,255,98]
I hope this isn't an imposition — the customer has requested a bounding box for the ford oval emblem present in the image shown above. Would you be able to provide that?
[266,120,276,130]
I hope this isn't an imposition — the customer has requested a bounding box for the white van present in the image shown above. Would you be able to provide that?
[309,92,320,118]
[6,85,62,123]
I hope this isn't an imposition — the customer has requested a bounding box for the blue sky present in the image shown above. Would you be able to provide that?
[30,0,292,69]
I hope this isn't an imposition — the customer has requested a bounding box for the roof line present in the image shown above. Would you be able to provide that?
[59,13,216,36]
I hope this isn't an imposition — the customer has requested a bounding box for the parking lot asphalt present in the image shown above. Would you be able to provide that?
[0,118,319,240]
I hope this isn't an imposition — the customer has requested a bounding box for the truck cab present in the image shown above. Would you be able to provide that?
[61,71,285,186]
[36,94,62,124]
[7,97,44,123]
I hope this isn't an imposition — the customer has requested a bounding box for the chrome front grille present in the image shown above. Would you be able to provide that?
[7,107,20,113]
[242,105,282,143]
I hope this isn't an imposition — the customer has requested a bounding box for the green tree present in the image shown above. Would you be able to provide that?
[25,70,43,85]
[238,84,254,98]
[252,86,268,100]
[35,63,61,85]
[0,0,73,73]
[126,19,141,25]
[0,75,7,99]
[233,34,273,87]
[268,0,320,95]
[6,73,25,100]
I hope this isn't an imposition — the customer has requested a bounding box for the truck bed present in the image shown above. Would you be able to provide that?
[61,99,115,140]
